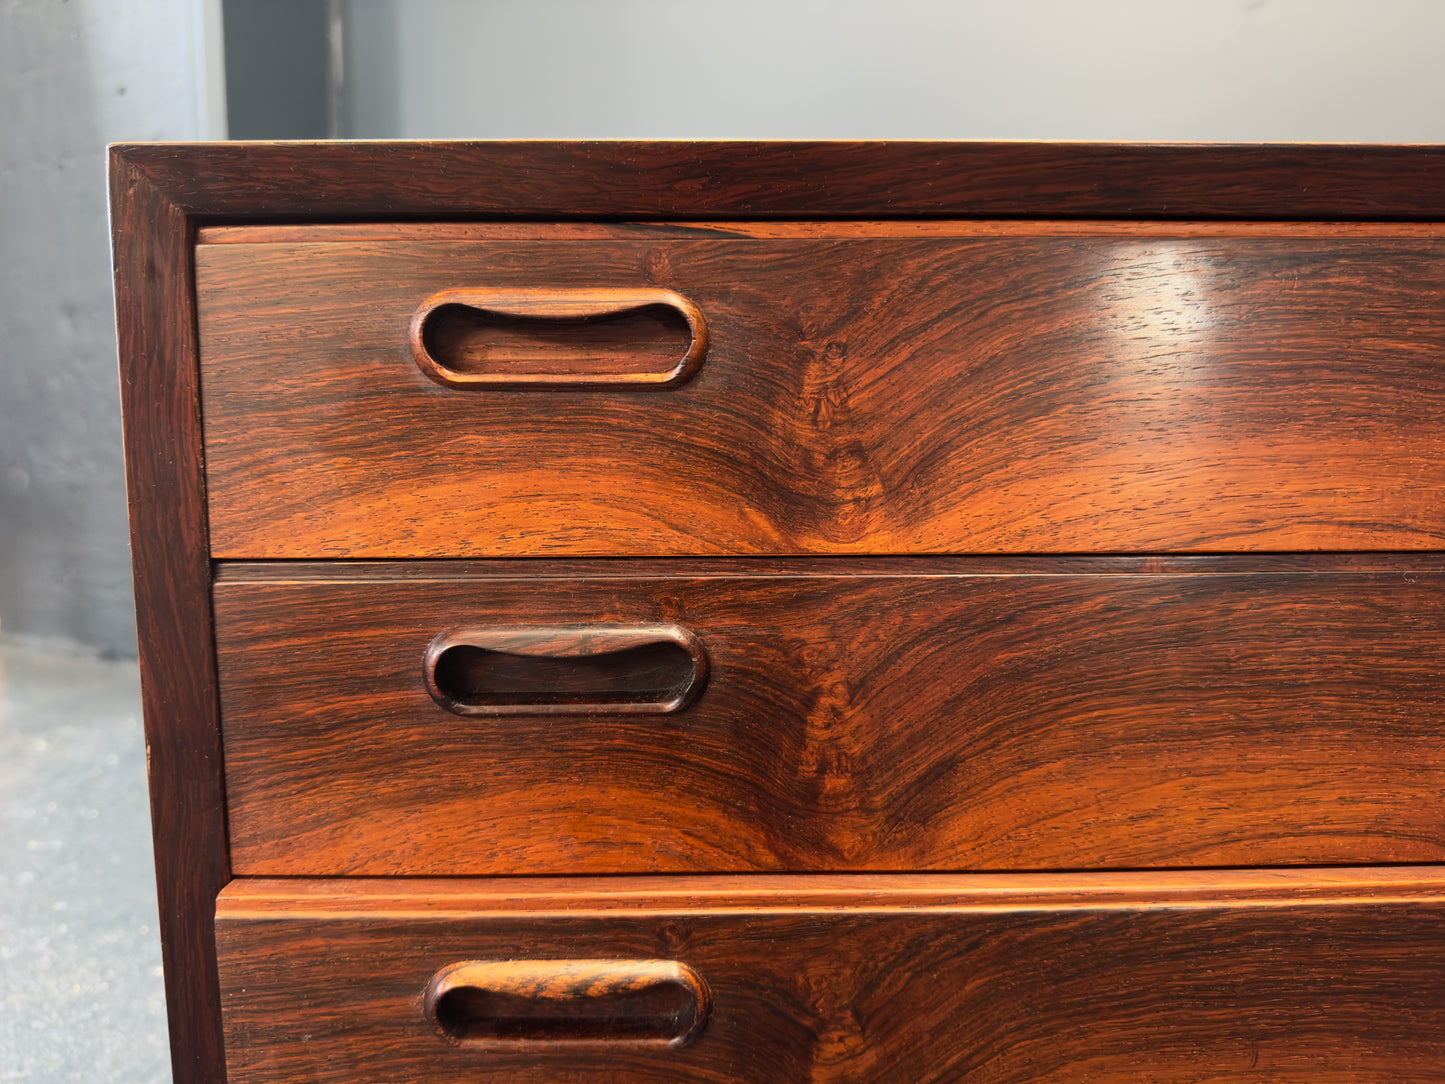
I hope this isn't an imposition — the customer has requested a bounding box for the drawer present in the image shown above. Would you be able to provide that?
[216,869,1445,1083]
[195,222,1445,558]
[214,558,1445,875]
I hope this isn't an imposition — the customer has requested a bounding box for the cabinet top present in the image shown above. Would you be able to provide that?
[108,140,1445,222]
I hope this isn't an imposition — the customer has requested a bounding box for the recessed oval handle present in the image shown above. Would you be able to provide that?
[410,287,708,388]
[425,959,711,1048]
[424,624,708,716]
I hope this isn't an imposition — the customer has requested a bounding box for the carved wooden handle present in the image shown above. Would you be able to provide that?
[410,287,708,388]
[424,623,708,716]
[425,959,711,1048]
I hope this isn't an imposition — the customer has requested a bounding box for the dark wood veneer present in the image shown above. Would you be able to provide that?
[109,155,229,1084]
[196,220,1445,243]
[117,141,1445,220]
[213,553,1445,581]
[214,563,1445,875]
[196,229,1445,557]
[215,871,1445,1083]
[111,141,1445,1084]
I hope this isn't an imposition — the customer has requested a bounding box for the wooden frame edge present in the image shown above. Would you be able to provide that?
[110,146,230,1084]
[114,140,1445,222]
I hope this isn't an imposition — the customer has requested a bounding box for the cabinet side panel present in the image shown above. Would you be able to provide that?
[110,152,229,1084]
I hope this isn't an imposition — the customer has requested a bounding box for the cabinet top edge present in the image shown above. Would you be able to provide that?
[109,141,1445,222]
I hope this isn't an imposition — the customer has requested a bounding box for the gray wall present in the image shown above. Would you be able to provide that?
[341,0,1445,140]
[0,0,219,657]
[224,0,333,139]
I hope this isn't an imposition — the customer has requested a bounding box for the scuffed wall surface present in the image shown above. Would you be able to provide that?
[0,0,214,657]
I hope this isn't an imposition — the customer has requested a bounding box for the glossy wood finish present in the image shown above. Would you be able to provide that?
[214,561,1445,875]
[423,623,707,716]
[410,286,708,388]
[212,552,1445,581]
[109,154,229,1083]
[216,870,1445,1083]
[200,220,1445,243]
[215,865,1445,913]
[114,142,1445,1083]
[424,958,711,1048]
[197,228,1445,556]
[116,141,1445,220]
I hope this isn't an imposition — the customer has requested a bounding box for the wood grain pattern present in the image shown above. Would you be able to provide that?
[424,623,706,716]
[424,958,711,1048]
[200,220,1445,243]
[213,552,1445,582]
[215,871,1445,1083]
[410,286,707,387]
[118,141,1445,220]
[214,563,1445,875]
[113,142,1445,1083]
[108,153,230,1083]
[197,231,1445,556]
[215,866,1445,914]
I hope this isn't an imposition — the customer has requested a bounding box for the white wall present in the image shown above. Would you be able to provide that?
[342,0,1445,141]
[0,0,223,657]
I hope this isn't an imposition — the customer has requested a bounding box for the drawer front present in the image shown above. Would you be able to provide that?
[214,562,1445,875]
[216,871,1445,1083]
[196,227,1445,558]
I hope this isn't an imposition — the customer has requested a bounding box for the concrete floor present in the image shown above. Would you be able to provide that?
[0,639,170,1082]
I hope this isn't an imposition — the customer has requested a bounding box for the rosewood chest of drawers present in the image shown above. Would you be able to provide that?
[112,142,1445,1083]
